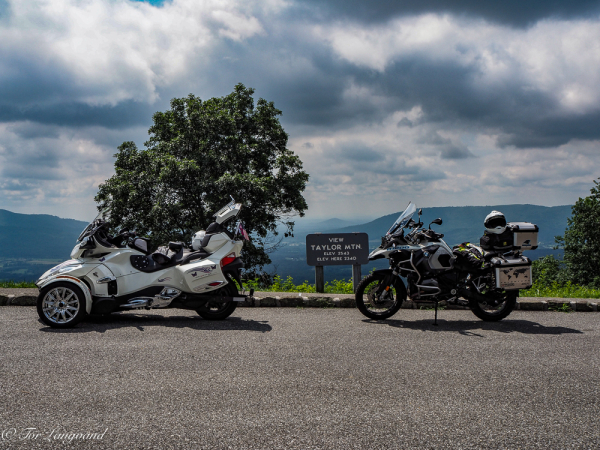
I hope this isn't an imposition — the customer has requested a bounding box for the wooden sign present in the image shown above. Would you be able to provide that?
[306,233,369,266]
[306,233,369,293]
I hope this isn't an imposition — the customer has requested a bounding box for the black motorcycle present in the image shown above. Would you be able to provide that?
[355,202,537,323]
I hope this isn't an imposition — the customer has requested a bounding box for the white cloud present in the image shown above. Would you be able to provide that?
[0,1,599,221]
[320,15,600,115]
[0,121,125,219]
[290,110,600,218]
[0,0,269,106]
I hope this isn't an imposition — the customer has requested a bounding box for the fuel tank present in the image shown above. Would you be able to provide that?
[422,244,454,271]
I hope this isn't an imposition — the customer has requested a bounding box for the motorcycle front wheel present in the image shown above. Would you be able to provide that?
[355,273,405,320]
[468,289,517,322]
[37,282,88,328]
[196,279,238,320]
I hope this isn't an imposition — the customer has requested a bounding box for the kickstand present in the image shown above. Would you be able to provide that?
[433,301,439,326]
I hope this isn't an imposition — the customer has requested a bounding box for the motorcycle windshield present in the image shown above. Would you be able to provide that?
[77,207,110,242]
[387,202,417,235]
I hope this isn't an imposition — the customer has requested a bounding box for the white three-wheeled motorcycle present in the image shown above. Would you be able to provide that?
[36,198,254,328]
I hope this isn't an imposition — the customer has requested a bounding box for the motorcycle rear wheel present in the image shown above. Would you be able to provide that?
[355,273,405,320]
[469,290,517,322]
[196,280,238,320]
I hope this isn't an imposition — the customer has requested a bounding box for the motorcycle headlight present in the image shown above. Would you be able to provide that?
[36,261,82,285]
[57,265,80,274]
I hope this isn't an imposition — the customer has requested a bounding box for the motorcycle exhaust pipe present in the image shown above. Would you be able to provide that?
[121,298,152,309]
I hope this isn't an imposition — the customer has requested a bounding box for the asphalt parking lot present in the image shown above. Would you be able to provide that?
[0,306,598,449]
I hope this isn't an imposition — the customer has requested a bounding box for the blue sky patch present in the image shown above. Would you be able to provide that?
[131,0,165,6]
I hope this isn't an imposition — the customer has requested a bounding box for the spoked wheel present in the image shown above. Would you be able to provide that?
[355,273,406,320]
[37,282,87,328]
[196,280,238,320]
[468,281,518,322]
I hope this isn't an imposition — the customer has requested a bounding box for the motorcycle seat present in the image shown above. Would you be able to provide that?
[151,242,185,265]
[131,243,211,273]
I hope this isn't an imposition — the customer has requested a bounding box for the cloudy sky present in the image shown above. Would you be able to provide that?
[1,0,600,221]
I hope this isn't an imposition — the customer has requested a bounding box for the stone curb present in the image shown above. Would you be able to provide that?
[0,294,38,306]
[0,291,598,312]
[235,294,599,312]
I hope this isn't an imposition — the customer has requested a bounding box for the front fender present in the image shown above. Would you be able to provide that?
[368,247,387,261]
[371,269,408,298]
[37,276,93,314]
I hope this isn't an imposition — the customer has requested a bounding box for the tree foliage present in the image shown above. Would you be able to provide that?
[96,84,309,276]
[531,255,565,286]
[557,178,600,286]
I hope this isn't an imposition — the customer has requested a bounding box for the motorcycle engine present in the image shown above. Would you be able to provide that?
[407,276,440,300]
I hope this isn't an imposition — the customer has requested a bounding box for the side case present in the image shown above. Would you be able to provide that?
[507,222,539,250]
[491,255,532,290]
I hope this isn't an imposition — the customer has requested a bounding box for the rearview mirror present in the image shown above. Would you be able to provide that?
[429,218,442,228]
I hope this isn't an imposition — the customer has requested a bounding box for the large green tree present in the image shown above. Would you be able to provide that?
[96,84,309,276]
[557,178,600,286]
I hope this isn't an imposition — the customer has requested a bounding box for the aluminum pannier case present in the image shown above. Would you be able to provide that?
[507,222,539,250]
[490,254,532,290]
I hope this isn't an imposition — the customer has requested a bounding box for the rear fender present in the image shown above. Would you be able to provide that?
[221,257,244,290]
[38,276,93,314]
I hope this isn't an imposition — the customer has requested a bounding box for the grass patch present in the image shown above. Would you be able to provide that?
[0,280,37,288]
[521,281,600,299]
[245,275,354,294]
[548,302,572,313]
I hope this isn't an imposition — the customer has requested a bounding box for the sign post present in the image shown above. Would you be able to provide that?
[352,264,361,293]
[306,232,369,293]
[315,265,324,293]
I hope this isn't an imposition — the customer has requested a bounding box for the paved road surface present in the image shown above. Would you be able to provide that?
[0,307,598,449]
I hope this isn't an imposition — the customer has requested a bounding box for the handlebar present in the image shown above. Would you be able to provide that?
[383,216,444,247]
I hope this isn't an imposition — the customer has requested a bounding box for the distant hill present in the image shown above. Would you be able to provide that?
[291,217,362,234]
[308,218,356,231]
[0,210,88,281]
[0,209,88,259]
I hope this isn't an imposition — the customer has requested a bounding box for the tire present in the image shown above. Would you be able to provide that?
[37,282,88,328]
[469,290,517,322]
[196,279,238,320]
[355,272,405,320]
